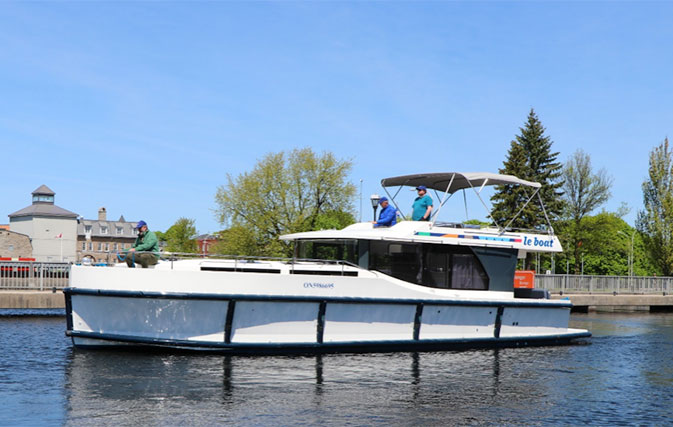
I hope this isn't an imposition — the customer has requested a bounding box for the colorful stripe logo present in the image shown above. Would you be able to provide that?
[415,231,522,243]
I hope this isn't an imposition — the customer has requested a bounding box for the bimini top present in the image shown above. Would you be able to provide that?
[381,172,541,194]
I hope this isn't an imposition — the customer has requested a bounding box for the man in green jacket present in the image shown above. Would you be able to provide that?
[126,220,160,268]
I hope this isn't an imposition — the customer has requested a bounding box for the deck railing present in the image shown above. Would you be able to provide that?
[0,253,365,290]
[535,274,673,294]
[0,261,71,290]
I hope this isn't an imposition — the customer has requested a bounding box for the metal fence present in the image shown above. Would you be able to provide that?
[535,274,673,294]
[0,261,70,290]
[3,260,672,294]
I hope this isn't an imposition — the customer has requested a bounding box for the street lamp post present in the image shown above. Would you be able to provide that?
[370,194,381,221]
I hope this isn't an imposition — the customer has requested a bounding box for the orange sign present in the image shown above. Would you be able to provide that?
[514,270,535,289]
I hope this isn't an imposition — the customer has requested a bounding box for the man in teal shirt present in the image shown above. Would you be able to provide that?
[412,186,433,221]
[125,220,160,268]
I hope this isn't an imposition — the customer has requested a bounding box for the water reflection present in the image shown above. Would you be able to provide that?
[58,313,673,425]
[64,348,564,425]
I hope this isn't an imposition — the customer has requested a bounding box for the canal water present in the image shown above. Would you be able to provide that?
[1,311,672,426]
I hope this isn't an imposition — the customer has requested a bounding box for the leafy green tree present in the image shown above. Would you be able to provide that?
[211,226,260,257]
[637,138,673,276]
[164,217,198,253]
[491,109,564,231]
[562,149,613,273]
[214,148,356,257]
[154,230,167,244]
[537,209,659,276]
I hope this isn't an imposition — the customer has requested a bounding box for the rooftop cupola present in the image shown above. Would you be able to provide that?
[31,185,55,204]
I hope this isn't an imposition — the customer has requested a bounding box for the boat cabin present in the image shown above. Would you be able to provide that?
[286,171,560,294]
[294,235,517,292]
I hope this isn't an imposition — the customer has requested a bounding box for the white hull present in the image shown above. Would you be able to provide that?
[65,264,589,354]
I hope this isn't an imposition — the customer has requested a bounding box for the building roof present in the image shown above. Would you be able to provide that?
[32,185,55,196]
[9,185,78,219]
[9,203,78,219]
[196,234,218,240]
[78,219,139,239]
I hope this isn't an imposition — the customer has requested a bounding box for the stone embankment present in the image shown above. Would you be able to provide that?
[553,293,673,312]
[1,291,672,312]
[0,291,64,309]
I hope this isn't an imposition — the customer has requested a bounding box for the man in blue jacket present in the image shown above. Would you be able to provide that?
[373,197,397,227]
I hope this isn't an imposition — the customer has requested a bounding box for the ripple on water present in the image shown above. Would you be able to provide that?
[1,312,673,425]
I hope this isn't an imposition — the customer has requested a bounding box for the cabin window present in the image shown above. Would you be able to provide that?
[368,241,489,290]
[295,239,359,265]
[451,254,489,290]
[369,241,421,284]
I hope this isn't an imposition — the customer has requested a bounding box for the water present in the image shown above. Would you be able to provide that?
[1,310,672,426]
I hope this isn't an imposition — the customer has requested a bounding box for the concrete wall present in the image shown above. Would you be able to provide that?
[0,230,32,258]
[0,291,64,308]
[11,216,77,262]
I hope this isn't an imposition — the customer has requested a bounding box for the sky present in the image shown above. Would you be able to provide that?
[1,1,671,234]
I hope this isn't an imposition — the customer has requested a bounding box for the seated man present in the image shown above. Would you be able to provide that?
[125,220,160,268]
[373,197,397,227]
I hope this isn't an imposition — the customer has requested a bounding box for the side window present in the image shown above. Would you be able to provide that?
[424,248,450,289]
[369,241,392,276]
[389,244,421,284]
[451,254,488,290]
[421,245,489,290]
[369,242,422,284]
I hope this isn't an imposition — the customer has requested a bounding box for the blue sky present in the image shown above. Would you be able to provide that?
[1,1,671,233]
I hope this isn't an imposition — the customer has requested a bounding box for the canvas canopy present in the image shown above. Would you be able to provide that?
[380,172,541,194]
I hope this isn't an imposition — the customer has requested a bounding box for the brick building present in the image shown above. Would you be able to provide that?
[0,229,33,259]
[196,234,219,255]
[77,207,139,264]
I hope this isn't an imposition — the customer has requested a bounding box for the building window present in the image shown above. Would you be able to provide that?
[113,243,118,251]
[82,242,86,250]
[88,242,93,251]
[116,227,123,235]
[32,195,54,203]
[105,243,109,251]
[85,225,92,234]
[101,226,108,235]
[97,243,102,251]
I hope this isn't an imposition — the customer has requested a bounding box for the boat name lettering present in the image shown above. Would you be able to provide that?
[304,282,335,289]
[523,236,554,248]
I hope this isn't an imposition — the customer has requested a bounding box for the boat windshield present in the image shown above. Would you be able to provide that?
[295,239,359,265]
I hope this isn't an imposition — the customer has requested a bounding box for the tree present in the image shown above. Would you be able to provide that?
[490,109,564,270]
[164,217,198,253]
[491,109,564,231]
[637,138,673,276]
[214,148,356,257]
[562,149,613,273]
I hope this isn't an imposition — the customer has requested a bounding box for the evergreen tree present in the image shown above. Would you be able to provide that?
[636,138,673,276]
[491,109,564,231]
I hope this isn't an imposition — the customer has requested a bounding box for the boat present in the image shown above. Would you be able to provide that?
[64,172,591,353]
